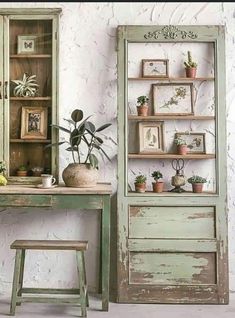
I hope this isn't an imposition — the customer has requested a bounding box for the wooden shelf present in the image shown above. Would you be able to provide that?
[128,191,217,196]
[10,139,51,144]
[128,115,215,121]
[128,77,214,81]
[10,97,51,101]
[128,153,215,159]
[10,54,52,59]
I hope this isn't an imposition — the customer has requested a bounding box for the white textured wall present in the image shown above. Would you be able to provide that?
[0,2,235,299]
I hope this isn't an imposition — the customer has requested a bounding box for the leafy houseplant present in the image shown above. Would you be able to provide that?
[151,170,164,193]
[16,165,27,177]
[136,95,149,117]
[134,175,147,193]
[0,161,7,186]
[11,73,39,97]
[187,175,207,193]
[184,51,197,78]
[47,108,112,187]
[174,136,188,155]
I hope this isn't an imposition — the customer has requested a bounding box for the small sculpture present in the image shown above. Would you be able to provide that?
[170,159,186,193]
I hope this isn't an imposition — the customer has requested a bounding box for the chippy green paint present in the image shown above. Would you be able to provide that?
[117,25,228,304]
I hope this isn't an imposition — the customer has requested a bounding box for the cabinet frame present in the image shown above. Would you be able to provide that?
[117,25,228,303]
[0,9,61,183]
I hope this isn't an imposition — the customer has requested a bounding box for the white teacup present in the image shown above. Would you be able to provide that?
[41,174,56,188]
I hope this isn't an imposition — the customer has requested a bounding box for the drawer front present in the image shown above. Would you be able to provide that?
[129,206,215,239]
[129,252,216,285]
[0,195,52,207]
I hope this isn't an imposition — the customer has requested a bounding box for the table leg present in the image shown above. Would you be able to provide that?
[101,195,110,311]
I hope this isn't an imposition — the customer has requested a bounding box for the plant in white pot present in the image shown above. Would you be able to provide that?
[46,109,112,188]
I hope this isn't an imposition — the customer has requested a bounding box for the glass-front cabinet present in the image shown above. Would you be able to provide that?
[0,9,61,183]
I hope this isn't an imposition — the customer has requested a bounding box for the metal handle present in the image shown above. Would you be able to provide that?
[4,81,8,99]
[0,81,2,99]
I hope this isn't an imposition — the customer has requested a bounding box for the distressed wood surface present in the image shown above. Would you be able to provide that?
[129,206,215,239]
[11,240,88,250]
[0,183,112,194]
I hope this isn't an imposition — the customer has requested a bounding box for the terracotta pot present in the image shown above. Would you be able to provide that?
[177,145,188,155]
[62,163,98,188]
[16,170,27,177]
[135,182,146,193]
[192,183,204,193]
[136,104,148,116]
[152,182,164,193]
[185,67,197,78]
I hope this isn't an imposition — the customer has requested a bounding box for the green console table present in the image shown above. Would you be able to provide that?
[0,183,112,311]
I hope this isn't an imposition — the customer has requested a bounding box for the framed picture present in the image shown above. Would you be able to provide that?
[21,106,48,139]
[17,35,38,54]
[142,59,169,78]
[175,132,206,154]
[138,121,165,153]
[152,83,194,116]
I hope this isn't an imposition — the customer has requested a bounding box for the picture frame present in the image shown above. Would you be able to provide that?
[142,59,169,78]
[175,132,206,154]
[21,106,48,139]
[17,35,38,54]
[152,83,194,116]
[138,121,165,153]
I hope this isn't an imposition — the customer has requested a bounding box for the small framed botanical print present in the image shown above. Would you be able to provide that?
[152,82,194,116]
[138,121,165,153]
[17,35,38,54]
[142,59,169,78]
[175,132,206,154]
[21,106,48,139]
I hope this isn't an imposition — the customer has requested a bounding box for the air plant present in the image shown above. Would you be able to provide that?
[11,73,39,97]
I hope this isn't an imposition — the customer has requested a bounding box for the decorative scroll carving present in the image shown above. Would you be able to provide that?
[144,26,198,40]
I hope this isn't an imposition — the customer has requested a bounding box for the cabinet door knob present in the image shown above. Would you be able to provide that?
[0,81,2,99]
[4,81,8,99]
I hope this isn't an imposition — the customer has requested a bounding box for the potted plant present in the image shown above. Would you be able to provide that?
[46,108,112,188]
[16,165,27,177]
[134,175,147,193]
[187,175,207,193]
[184,51,197,78]
[136,95,149,116]
[151,170,164,193]
[174,137,188,155]
[0,161,7,186]
[11,73,39,97]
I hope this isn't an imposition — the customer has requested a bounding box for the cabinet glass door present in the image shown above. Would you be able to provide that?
[3,16,58,182]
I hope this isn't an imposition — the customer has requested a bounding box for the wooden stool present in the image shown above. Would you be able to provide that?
[10,240,89,317]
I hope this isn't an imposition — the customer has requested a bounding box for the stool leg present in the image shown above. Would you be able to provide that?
[76,251,87,317]
[17,249,25,306]
[10,249,23,316]
[82,251,89,307]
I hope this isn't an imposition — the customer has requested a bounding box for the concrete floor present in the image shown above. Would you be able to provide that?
[0,295,235,318]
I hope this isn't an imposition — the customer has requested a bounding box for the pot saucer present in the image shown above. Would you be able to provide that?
[36,184,58,189]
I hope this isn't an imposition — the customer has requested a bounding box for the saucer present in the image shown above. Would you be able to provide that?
[36,184,58,189]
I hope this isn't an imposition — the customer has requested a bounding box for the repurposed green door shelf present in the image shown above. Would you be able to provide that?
[117,25,228,303]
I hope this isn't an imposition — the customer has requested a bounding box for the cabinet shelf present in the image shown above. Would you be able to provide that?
[10,54,52,59]
[128,77,214,81]
[128,153,215,159]
[128,191,217,196]
[128,115,215,121]
[10,139,51,144]
[10,97,51,101]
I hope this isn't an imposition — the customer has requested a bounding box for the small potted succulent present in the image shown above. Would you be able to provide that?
[174,137,188,155]
[134,175,147,193]
[16,165,28,177]
[0,161,7,186]
[136,95,149,117]
[184,51,197,78]
[151,170,164,193]
[187,175,207,193]
[11,73,39,97]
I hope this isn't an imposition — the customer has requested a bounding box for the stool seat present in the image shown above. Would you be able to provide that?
[10,240,88,251]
